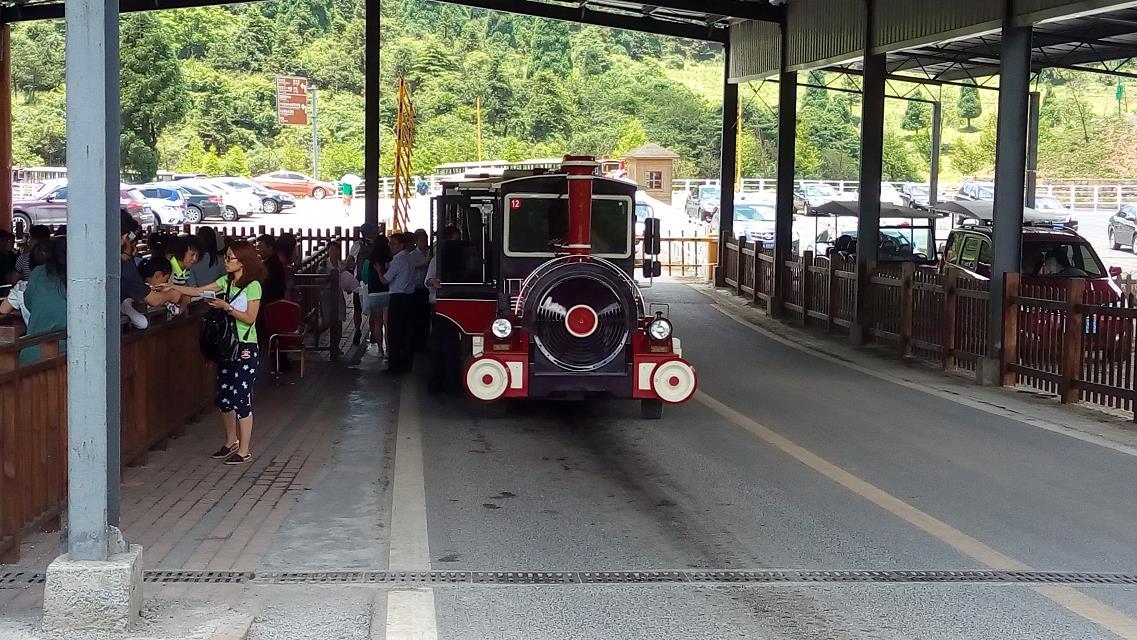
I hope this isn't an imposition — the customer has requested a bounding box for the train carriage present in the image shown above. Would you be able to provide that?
[431,156,696,419]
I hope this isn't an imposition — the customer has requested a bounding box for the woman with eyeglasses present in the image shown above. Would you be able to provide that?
[156,240,267,465]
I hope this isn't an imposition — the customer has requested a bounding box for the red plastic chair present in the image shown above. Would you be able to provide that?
[265,300,306,378]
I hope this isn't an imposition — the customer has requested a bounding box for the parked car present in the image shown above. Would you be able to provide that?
[942,225,1124,355]
[151,182,227,223]
[684,185,721,222]
[177,179,256,219]
[135,184,187,226]
[634,201,653,237]
[11,179,154,230]
[1108,204,1137,251]
[213,177,296,214]
[956,180,994,202]
[810,228,932,262]
[794,183,855,215]
[727,201,800,252]
[880,182,904,206]
[253,171,336,199]
[942,225,1117,283]
[899,183,931,209]
[1033,194,1069,213]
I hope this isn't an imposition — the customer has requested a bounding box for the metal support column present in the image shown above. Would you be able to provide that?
[930,101,942,207]
[65,0,122,560]
[851,49,886,344]
[985,19,1032,383]
[716,37,738,287]
[770,63,798,318]
[0,24,11,233]
[363,0,380,228]
[1025,91,1040,209]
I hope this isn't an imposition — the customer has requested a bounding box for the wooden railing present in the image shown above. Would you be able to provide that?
[1004,275,1137,419]
[635,235,717,281]
[720,237,991,375]
[0,307,214,563]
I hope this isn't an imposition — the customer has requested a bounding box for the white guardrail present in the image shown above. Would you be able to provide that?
[13,176,1137,211]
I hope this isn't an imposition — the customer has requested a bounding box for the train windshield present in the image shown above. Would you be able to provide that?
[505,196,632,258]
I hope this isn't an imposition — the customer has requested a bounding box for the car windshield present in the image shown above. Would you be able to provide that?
[978,186,994,199]
[699,187,719,200]
[735,205,774,222]
[1022,241,1104,277]
[1034,196,1063,210]
[634,203,653,222]
[908,185,928,197]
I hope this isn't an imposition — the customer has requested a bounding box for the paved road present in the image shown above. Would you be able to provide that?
[346,282,1137,639]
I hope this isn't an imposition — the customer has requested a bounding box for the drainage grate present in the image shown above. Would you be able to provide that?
[144,571,251,584]
[5,569,1135,588]
[0,572,44,587]
[248,569,1137,586]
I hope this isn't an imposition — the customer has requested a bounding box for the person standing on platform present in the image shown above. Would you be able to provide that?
[346,222,379,345]
[341,177,354,216]
[156,240,266,465]
[379,232,416,374]
[411,229,431,352]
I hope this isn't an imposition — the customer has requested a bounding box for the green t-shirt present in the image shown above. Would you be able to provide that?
[341,181,353,196]
[20,266,68,365]
[215,276,263,344]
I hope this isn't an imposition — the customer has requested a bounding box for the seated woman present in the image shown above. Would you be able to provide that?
[0,237,67,365]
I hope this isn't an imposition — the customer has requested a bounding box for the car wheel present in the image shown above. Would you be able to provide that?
[185,206,203,224]
[1110,229,1122,251]
[11,211,32,235]
[262,199,279,214]
[222,206,239,222]
[312,187,326,200]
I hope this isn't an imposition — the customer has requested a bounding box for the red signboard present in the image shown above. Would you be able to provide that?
[276,75,309,126]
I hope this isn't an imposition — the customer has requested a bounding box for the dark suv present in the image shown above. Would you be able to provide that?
[942,225,1119,293]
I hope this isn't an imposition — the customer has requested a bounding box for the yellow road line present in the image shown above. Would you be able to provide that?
[696,390,1137,639]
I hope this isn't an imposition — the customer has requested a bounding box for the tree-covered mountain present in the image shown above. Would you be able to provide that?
[9,0,1137,182]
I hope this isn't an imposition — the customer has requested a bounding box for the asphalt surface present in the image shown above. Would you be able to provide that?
[306,281,1134,640]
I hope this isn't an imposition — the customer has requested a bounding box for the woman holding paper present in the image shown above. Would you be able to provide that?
[156,240,267,465]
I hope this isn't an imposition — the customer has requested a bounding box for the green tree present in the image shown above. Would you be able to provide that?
[120,13,189,180]
[221,146,251,176]
[901,100,930,132]
[950,139,988,176]
[529,20,572,77]
[612,119,647,157]
[958,86,982,129]
[10,21,65,97]
[882,131,920,182]
[200,147,224,175]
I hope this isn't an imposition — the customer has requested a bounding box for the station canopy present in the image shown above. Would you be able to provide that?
[829,5,1137,85]
[1,0,781,36]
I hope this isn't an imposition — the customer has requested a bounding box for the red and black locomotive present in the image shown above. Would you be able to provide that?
[431,156,696,418]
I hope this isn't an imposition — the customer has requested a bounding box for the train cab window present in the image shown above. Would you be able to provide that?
[505,195,632,258]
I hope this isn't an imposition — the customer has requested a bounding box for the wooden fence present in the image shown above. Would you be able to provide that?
[1004,274,1137,418]
[721,237,991,376]
[635,236,717,281]
[0,307,214,563]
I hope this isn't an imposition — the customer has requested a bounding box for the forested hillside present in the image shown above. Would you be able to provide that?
[8,0,1137,181]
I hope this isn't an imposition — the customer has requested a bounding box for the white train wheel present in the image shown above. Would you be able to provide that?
[651,359,697,404]
[466,358,510,402]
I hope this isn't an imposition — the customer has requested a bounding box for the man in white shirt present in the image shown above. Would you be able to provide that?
[380,232,417,374]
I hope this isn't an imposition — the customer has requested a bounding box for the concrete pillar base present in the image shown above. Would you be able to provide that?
[848,322,867,346]
[43,544,143,632]
[977,357,1002,386]
[768,296,785,319]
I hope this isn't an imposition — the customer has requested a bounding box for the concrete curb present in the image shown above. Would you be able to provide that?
[209,615,256,640]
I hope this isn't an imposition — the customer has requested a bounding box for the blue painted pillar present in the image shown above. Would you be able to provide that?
[65,0,121,561]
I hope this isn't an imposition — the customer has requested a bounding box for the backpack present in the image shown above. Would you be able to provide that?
[198,280,251,363]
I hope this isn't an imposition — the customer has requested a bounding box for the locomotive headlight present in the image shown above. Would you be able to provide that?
[648,318,672,341]
[491,318,514,340]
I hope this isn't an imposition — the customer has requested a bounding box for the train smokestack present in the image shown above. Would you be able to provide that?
[562,155,598,256]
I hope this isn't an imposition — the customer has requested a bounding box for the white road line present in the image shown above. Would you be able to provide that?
[385,381,438,640]
[388,381,432,570]
[384,589,439,640]
[710,302,1137,460]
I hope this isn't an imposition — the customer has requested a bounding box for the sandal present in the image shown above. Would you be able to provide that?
[224,452,253,465]
[211,441,239,459]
